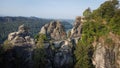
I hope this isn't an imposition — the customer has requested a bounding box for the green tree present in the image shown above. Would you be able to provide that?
[92,0,119,22]
[33,34,48,68]
[74,40,94,68]
[109,9,120,35]
[83,7,92,20]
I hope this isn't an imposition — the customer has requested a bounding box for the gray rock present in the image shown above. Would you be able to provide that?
[8,32,17,41]
[53,41,64,49]
[54,52,74,68]
[39,21,67,40]
[44,43,50,49]
[40,26,47,34]
[93,43,120,68]
[70,16,83,38]
[8,24,35,46]
[6,24,35,68]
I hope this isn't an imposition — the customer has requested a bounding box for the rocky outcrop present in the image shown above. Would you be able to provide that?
[92,32,120,68]
[39,19,83,68]
[4,24,35,68]
[8,24,35,45]
[39,20,82,68]
[40,21,67,40]
[44,38,76,68]
[70,16,83,38]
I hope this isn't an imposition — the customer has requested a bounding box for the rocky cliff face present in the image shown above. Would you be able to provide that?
[3,16,120,68]
[92,32,120,68]
[38,19,83,68]
[8,24,35,45]
[3,24,35,68]
[70,16,82,38]
[40,21,67,40]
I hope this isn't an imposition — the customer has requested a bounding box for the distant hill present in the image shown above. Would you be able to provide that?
[0,16,73,44]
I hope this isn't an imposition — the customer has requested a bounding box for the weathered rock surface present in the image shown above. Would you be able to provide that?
[44,38,75,68]
[70,16,83,38]
[92,32,120,68]
[2,18,82,68]
[40,19,82,68]
[5,24,35,68]
[8,24,35,45]
[40,21,67,40]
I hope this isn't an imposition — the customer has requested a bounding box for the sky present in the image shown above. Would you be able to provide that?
[0,0,107,19]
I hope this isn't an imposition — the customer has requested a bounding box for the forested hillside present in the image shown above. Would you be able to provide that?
[0,0,120,68]
[0,17,73,44]
[74,0,120,68]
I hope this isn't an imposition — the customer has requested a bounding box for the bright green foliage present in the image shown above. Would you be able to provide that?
[83,7,92,20]
[74,21,108,68]
[33,34,47,68]
[74,1,120,68]
[92,0,119,22]
[83,21,109,43]
[74,40,94,68]
[108,9,120,35]
[35,34,48,46]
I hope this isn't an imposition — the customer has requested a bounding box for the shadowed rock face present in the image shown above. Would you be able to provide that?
[44,39,75,68]
[5,24,35,68]
[40,19,83,68]
[40,21,67,40]
[3,18,83,68]
[70,16,83,38]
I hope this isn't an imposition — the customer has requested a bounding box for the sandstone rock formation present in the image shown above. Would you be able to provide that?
[8,24,35,45]
[44,39,75,68]
[5,24,35,68]
[39,20,80,68]
[40,21,67,40]
[70,16,83,38]
[92,32,120,68]
[2,18,82,68]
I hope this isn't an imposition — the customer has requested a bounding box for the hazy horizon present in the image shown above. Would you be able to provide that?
[0,0,106,19]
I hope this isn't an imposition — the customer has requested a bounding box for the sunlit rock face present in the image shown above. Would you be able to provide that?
[40,21,67,40]
[8,24,35,45]
[92,32,120,68]
[40,21,79,68]
[70,16,83,38]
[6,24,35,68]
